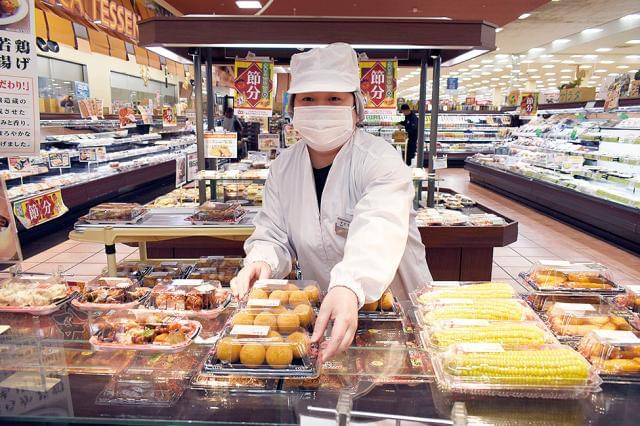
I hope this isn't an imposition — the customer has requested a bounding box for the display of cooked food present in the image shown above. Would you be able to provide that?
[190,202,245,223]
[526,262,619,292]
[151,284,228,311]
[0,0,20,17]
[0,281,68,307]
[547,304,633,338]
[578,330,640,376]
[78,286,148,305]
[249,280,322,307]
[426,321,551,350]
[359,290,395,313]
[416,282,515,305]
[93,313,198,346]
[422,299,532,324]
[86,203,148,222]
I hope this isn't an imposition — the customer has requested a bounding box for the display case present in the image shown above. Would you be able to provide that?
[466,110,640,253]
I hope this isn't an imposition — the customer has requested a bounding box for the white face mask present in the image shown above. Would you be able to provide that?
[292,105,355,152]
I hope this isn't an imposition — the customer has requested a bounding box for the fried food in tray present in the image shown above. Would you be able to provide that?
[148,283,230,316]
[73,277,150,311]
[545,303,635,340]
[190,373,276,392]
[85,202,149,223]
[0,277,73,315]
[524,261,623,294]
[188,202,246,224]
[359,290,399,317]
[249,279,322,307]
[578,330,640,381]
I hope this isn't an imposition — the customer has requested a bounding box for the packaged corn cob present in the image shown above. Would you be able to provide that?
[411,282,516,306]
[419,299,537,326]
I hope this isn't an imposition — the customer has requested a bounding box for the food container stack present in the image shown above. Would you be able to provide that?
[578,330,640,383]
[72,277,150,311]
[147,282,230,317]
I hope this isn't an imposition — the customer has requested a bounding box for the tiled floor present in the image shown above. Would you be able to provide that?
[2,168,639,286]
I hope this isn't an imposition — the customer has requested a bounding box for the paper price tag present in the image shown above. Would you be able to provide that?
[625,285,640,295]
[553,303,596,312]
[538,260,572,267]
[247,299,281,307]
[429,281,461,288]
[171,279,204,286]
[255,279,288,288]
[230,325,270,336]
[448,319,491,327]
[459,343,504,353]
[592,330,640,344]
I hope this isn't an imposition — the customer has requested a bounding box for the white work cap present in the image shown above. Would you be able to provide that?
[288,42,359,94]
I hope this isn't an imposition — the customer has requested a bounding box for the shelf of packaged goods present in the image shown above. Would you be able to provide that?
[508,144,640,165]
[0,168,50,181]
[466,160,640,253]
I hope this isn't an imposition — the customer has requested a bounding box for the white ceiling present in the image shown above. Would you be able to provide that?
[398,0,640,102]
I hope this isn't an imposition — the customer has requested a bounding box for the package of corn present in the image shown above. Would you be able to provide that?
[419,299,536,325]
[421,320,558,352]
[433,343,602,399]
[412,282,516,306]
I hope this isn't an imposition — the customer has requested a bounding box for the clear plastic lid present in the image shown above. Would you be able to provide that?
[421,320,557,352]
[189,267,238,286]
[96,372,185,407]
[63,348,135,375]
[193,202,245,222]
[525,293,603,312]
[614,284,640,313]
[195,256,242,269]
[358,290,398,317]
[433,343,601,398]
[419,298,535,325]
[230,304,316,334]
[142,271,175,288]
[87,202,147,221]
[546,303,634,339]
[251,279,322,307]
[282,374,351,392]
[74,277,149,308]
[204,325,318,378]
[524,260,623,294]
[152,261,193,276]
[149,283,229,312]
[578,329,640,381]
[126,345,208,379]
[412,281,516,305]
[191,373,278,392]
[0,277,70,308]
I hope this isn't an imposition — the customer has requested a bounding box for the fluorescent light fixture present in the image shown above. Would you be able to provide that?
[496,27,503,33]
[608,72,619,76]
[518,13,531,19]
[626,40,640,44]
[545,72,555,75]
[531,75,542,79]
[495,54,509,59]
[626,55,640,59]
[529,47,545,53]
[561,60,576,64]
[493,68,504,72]
[236,1,262,8]
[600,60,614,64]
[481,72,491,76]
[481,59,493,64]
[621,14,640,20]
[579,65,592,68]
[146,46,193,64]
[458,68,469,72]
[571,55,583,58]
[594,69,607,73]
[617,65,630,69]
[582,28,603,34]
[490,77,499,81]
[595,48,612,52]
[527,68,539,73]
[541,54,554,58]
[542,64,554,69]
[560,68,573,72]
[522,60,534,64]
[469,64,480,68]
[553,38,571,44]
[583,54,598,59]
[441,49,489,67]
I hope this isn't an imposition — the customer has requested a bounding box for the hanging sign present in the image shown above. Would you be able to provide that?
[258,133,280,151]
[0,0,40,155]
[506,90,520,107]
[13,189,68,229]
[233,59,274,117]
[95,146,107,162]
[186,152,198,182]
[204,132,237,159]
[175,155,186,187]
[446,78,459,90]
[359,59,397,114]
[118,107,136,128]
[604,81,621,112]
[8,156,31,172]
[78,148,97,162]
[519,92,539,117]
[47,152,71,169]
[162,105,177,127]
[0,178,21,262]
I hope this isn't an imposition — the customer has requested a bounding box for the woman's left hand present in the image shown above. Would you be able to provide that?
[311,286,359,361]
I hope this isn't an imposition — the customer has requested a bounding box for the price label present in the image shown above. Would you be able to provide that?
[255,279,288,288]
[247,299,281,307]
[429,281,461,288]
[553,303,596,312]
[230,325,270,336]
[538,260,572,267]
[592,330,640,344]
[448,319,491,327]
[171,279,204,286]
[459,343,504,353]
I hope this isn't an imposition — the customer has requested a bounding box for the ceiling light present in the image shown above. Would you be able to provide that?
[621,14,640,20]
[481,59,493,64]
[545,72,555,76]
[522,60,534,64]
[579,65,592,69]
[531,75,542,79]
[481,72,491,76]
[617,65,630,69]
[626,55,640,59]
[493,68,504,72]
[583,55,598,59]
[551,59,562,63]
[626,40,640,44]
[560,69,573,73]
[518,13,531,19]
[481,80,489,83]
[495,54,509,59]
[582,28,603,35]
[458,68,469,72]
[490,77,499,81]
[235,1,262,8]
[542,64,554,69]
[600,60,614,64]
[529,47,545,53]
[594,69,607,73]
[469,64,480,68]
[608,72,619,76]
[541,54,554,58]
[562,60,576,64]
[595,48,612,52]
[526,68,539,73]
[553,38,571,44]
[495,27,503,33]
[571,55,583,58]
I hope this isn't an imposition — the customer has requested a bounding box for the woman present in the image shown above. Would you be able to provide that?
[231,43,431,360]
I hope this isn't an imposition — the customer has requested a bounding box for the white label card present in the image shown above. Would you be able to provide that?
[538,260,572,267]
[0,325,10,335]
[448,319,491,327]
[430,281,461,288]
[553,302,596,312]
[255,279,288,288]
[459,343,505,353]
[592,330,640,345]
[247,299,280,307]
[172,279,204,286]
[626,285,640,295]
[230,325,270,336]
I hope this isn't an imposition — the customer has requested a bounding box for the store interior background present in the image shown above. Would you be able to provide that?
[3,0,640,282]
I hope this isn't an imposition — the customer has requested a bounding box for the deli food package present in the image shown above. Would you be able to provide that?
[358,290,400,318]
[0,274,74,315]
[189,202,246,224]
[411,281,516,306]
[578,329,640,382]
[545,303,634,340]
[251,279,322,307]
[85,203,149,223]
[72,277,150,311]
[523,260,623,294]
[147,282,230,317]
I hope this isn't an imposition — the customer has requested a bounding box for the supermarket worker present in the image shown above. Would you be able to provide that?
[231,43,431,360]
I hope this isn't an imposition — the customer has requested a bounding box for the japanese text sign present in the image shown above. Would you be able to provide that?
[204,132,237,159]
[519,92,539,117]
[0,0,40,155]
[0,178,21,262]
[13,189,68,229]
[186,152,198,182]
[234,59,274,117]
[446,78,459,90]
[359,59,397,114]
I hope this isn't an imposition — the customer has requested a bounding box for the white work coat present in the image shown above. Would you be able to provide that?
[244,128,431,306]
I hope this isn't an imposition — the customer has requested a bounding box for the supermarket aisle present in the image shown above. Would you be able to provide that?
[2,168,639,286]
[438,168,640,286]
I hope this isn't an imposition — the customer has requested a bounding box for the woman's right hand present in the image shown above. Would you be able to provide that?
[230,261,272,300]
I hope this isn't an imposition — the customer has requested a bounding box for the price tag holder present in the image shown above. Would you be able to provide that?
[592,330,640,344]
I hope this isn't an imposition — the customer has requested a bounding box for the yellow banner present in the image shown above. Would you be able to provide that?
[13,189,68,229]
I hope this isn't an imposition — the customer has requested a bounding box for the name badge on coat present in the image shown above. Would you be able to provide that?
[335,213,353,238]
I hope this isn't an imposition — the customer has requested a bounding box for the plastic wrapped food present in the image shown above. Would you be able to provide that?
[142,271,175,288]
[420,299,534,324]
[104,261,152,281]
[546,303,634,339]
[526,293,603,312]
[0,277,72,314]
[358,290,398,317]
[191,373,277,391]
[422,320,556,351]
[73,277,149,311]
[86,203,148,223]
[189,202,246,223]
[205,325,317,378]
[251,279,322,307]
[414,282,515,305]
[230,302,316,333]
[578,330,640,380]
[614,285,640,313]
[190,267,238,286]
[433,343,600,399]
[96,373,184,407]
[524,261,622,294]
[149,283,229,315]
[152,261,193,277]
[90,310,201,352]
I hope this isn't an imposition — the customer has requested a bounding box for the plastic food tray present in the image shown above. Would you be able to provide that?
[190,373,278,392]
[146,285,231,319]
[95,374,185,407]
[432,343,602,399]
[0,291,76,315]
[83,211,150,225]
[251,279,323,307]
[521,261,624,295]
[410,281,516,306]
[358,291,401,319]
[417,298,537,327]
[543,302,635,342]
[578,329,640,384]
[72,288,151,312]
